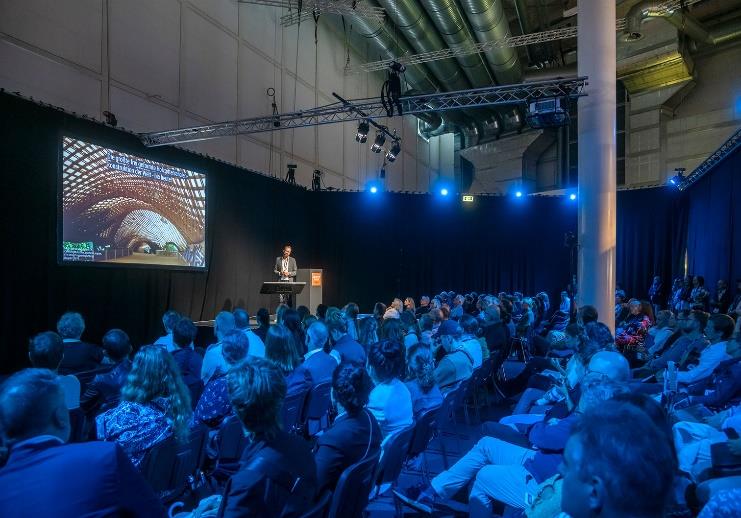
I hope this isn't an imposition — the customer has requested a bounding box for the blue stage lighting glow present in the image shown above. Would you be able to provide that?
[370,186,378,193]
[569,193,577,200]
[515,191,523,198]
[440,188,449,196]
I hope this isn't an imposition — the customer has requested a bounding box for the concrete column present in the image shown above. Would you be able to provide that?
[577,1,617,331]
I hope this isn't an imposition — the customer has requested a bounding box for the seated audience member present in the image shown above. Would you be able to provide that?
[675,313,734,385]
[28,331,80,409]
[432,321,474,390]
[429,308,444,334]
[275,303,289,325]
[233,308,265,358]
[396,376,628,515]
[358,316,379,350]
[0,369,165,517]
[480,300,511,355]
[194,330,248,428]
[516,297,535,337]
[559,290,571,314]
[171,317,204,407]
[56,311,102,374]
[303,321,336,385]
[265,324,312,396]
[367,340,413,437]
[253,308,270,342]
[404,297,417,314]
[647,310,676,356]
[97,346,192,467]
[615,299,652,361]
[450,295,464,320]
[698,488,741,518]
[676,334,741,409]
[315,363,382,493]
[80,329,132,415]
[419,314,435,345]
[710,279,731,314]
[692,275,711,311]
[316,303,328,321]
[415,296,431,318]
[400,310,420,349]
[649,275,665,315]
[283,308,308,356]
[615,290,629,323]
[297,305,311,324]
[154,309,180,352]
[459,314,486,368]
[381,317,405,342]
[344,302,360,340]
[405,344,443,417]
[646,310,709,373]
[373,302,387,327]
[201,311,236,384]
[560,401,676,518]
[576,305,598,326]
[326,308,366,365]
[219,358,317,516]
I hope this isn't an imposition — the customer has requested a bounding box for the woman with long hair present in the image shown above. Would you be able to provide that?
[282,308,307,356]
[367,339,413,437]
[265,324,312,396]
[96,345,192,466]
[405,344,443,417]
[357,316,378,351]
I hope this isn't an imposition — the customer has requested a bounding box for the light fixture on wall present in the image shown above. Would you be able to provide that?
[355,120,369,143]
[668,167,685,188]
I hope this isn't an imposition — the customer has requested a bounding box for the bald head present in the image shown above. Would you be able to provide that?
[587,351,631,382]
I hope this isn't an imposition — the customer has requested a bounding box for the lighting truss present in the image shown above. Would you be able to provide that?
[237,0,385,27]
[347,0,705,73]
[139,77,587,147]
[678,126,741,191]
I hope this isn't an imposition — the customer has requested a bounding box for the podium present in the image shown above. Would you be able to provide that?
[296,268,322,311]
[259,281,306,296]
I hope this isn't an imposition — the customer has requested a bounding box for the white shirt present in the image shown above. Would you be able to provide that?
[280,257,290,280]
[367,378,413,437]
[201,343,228,384]
[559,297,571,313]
[648,327,675,356]
[676,340,731,385]
[154,333,175,352]
[58,374,80,409]
[241,328,265,358]
[460,336,483,369]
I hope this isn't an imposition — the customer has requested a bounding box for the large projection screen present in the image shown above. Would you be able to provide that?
[59,136,207,269]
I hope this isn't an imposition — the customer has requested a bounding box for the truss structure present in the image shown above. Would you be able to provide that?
[237,0,385,27]
[140,77,587,147]
[347,0,705,73]
[678,126,741,191]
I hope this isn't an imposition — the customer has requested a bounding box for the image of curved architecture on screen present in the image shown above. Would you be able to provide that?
[61,137,206,268]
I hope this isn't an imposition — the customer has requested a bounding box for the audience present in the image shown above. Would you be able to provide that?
[219,358,317,516]
[170,317,204,408]
[615,299,652,362]
[265,324,312,396]
[28,331,80,409]
[367,340,413,437]
[357,315,379,350]
[201,311,236,384]
[459,314,486,368]
[56,311,102,374]
[154,309,181,352]
[647,309,676,356]
[314,363,381,493]
[233,308,265,358]
[302,321,336,385]
[415,295,431,317]
[194,330,248,428]
[283,308,307,356]
[644,309,709,374]
[432,320,474,390]
[80,328,132,415]
[253,307,270,342]
[97,346,192,467]
[326,307,366,365]
[0,369,165,517]
[675,313,734,385]
[405,344,443,417]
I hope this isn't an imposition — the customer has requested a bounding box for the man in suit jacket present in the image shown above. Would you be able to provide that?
[56,312,103,374]
[273,244,298,307]
[303,321,337,385]
[315,363,382,493]
[0,369,165,517]
[81,329,133,416]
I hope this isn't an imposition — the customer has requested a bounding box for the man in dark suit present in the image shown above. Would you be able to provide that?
[56,311,103,374]
[315,363,381,493]
[326,310,367,366]
[0,369,165,517]
[80,328,133,416]
[273,244,298,307]
[303,321,337,385]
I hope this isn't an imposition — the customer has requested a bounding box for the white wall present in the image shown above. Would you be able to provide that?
[0,0,444,191]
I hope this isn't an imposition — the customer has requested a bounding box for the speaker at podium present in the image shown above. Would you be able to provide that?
[295,268,322,311]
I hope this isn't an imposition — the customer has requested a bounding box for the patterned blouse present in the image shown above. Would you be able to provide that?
[96,397,174,467]
[194,373,232,428]
[615,314,652,350]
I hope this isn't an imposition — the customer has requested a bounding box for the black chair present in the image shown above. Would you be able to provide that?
[405,405,442,482]
[74,365,114,395]
[463,359,494,424]
[302,381,333,437]
[300,489,332,518]
[209,414,250,484]
[283,390,309,435]
[429,380,467,468]
[68,408,87,443]
[140,424,209,503]
[326,450,381,518]
[372,424,415,508]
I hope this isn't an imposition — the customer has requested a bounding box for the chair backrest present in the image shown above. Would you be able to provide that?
[74,365,114,393]
[374,424,415,487]
[216,414,249,462]
[328,450,381,518]
[303,381,333,422]
[300,489,331,518]
[436,381,461,430]
[282,390,309,434]
[67,408,87,443]
[407,405,442,459]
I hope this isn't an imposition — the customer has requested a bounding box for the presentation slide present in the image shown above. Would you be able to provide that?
[60,136,207,269]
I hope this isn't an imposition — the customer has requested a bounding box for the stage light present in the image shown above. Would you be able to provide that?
[371,132,386,153]
[355,120,369,143]
[370,186,378,194]
[385,139,401,162]
[668,167,685,189]
[569,193,577,201]
[440,188,449,196]
[515,191,523,198]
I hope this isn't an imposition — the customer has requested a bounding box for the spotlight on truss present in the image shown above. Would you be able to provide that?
[371,132,386,153]
[385,139,401,162]
[356,120,369,143]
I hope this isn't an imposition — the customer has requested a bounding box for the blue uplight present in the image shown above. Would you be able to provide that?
[370,186,378,194]
[440,188,449,196]
[569,193,577,201]
[515,191,523,198]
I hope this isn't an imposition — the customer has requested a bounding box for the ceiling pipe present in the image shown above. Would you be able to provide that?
[458,0,522,85]
[624,0,741,45]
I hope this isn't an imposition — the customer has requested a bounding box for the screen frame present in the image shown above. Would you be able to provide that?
[57,132,209,272]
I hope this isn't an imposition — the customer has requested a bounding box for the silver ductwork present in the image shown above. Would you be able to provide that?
[625,0,741,45]
[458,0,522,85]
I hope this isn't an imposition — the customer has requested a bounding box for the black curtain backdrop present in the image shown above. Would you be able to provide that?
[685,146,741,288]
[4,92,729,374]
